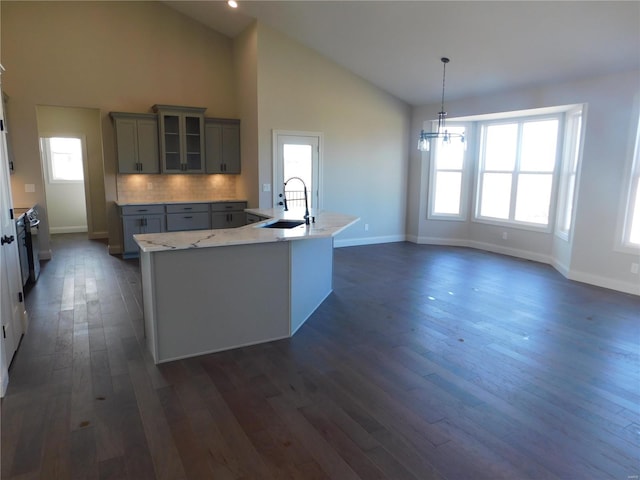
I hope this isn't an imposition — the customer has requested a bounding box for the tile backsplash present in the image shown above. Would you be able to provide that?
[117,174,238,203]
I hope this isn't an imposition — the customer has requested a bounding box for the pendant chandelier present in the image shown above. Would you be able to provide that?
[417,57,465,152]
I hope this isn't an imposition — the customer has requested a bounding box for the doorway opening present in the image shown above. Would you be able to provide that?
[39,136,88,233]
[273,131,322,210]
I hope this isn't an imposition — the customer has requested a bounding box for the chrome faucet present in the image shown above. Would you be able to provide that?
[283,176,310,225]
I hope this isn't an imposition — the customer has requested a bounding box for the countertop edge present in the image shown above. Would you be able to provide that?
[134,209,360,253]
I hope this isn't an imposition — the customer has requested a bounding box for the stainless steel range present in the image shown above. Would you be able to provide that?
[14,205,41,285]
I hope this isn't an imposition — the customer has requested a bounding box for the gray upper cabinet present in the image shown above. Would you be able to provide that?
[153,105,206,174]
[205,118,241,174]
[111,112,159,174]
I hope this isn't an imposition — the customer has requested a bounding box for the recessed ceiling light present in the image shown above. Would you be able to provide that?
[227,0,238,8]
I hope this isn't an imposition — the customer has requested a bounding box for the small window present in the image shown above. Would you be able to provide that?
[476,116,560,229]
[428,124,468,220]
[41,137,84,183]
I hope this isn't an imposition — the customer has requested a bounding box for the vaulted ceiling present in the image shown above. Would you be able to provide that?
[165,1,640,106]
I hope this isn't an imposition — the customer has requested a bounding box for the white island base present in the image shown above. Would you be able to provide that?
[141,236,334,364]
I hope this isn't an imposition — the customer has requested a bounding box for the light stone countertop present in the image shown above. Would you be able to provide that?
[133,208,360,253]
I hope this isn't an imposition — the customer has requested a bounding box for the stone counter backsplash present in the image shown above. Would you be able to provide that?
[117,174,237,203]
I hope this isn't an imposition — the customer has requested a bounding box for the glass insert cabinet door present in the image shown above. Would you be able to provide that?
[153,105,206,173]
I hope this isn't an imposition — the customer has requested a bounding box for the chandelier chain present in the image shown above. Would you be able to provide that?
[441,60,447,114]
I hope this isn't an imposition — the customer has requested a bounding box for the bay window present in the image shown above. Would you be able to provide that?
[475,116,560,228]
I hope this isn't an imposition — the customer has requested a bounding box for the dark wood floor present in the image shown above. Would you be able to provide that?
[1,233,639,479]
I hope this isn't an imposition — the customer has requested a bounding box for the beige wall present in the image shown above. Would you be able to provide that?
[233,22,260,208]
[36,105,102,239]
[2,1,238,253]
[3,1,413,256]
[256,24,410,244]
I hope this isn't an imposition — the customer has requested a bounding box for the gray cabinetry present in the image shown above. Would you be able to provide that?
[153,105,206,173]
[205,118,241,174]
[121,204,165,258]
[246,213,269,224]
[110,112,159,174]
[211,201,247,229]
[166,203,211,231]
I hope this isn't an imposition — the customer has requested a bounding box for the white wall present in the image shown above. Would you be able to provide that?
[255,24,411,245]
[409,70,640,294]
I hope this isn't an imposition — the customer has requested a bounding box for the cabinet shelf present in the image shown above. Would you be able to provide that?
[153,105,206,173]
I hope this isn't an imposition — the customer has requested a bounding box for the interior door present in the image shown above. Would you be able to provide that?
[273,131,322,210]
[0,71,26,396]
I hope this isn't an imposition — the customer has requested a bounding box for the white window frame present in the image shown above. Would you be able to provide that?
[474,114,562,232]
[427,122,471,221]
[555,106,584,241]
[618,114,640,251]
[40,136,86,184]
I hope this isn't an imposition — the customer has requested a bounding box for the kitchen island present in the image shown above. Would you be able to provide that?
[134,208,359,363]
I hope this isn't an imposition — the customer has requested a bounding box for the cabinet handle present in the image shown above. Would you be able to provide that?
[184,216,193,219]
[183,207,193,210]
[139,163,143,172]
[138,209,148,212]
[2,325,5,339]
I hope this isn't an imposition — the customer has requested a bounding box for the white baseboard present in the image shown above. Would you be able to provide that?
[335,234,406,248]
[49,226,88,234]
[551,257,571,278]
[39,249,52,260]
[409,236,639,296]
[567,270,640,296]
[413,236,470,248]
[466,240,552,265]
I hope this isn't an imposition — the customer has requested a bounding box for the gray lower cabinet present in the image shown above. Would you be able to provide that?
[121,201,247,256]
[211,201,247,228]
[111,112,159,174]
[246,213,269,224]
[205,119,240,174]
[166,203,211,231]
[121,205,166,258]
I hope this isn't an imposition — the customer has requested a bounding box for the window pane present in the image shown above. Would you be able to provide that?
[433,171,462,215]
[515,174,552,224]
[520,119,559,172]
[49,137,83,181]
[484,123,517,171]
[436,126,465,170]
[629,181,640,245]
[283,144,313,209]
[480,173,511,219]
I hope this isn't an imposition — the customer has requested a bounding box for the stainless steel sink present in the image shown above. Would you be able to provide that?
[261,220,305,229]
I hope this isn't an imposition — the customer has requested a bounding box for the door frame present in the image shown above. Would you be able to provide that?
[272,130,324,210]
[38,132,92,234]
